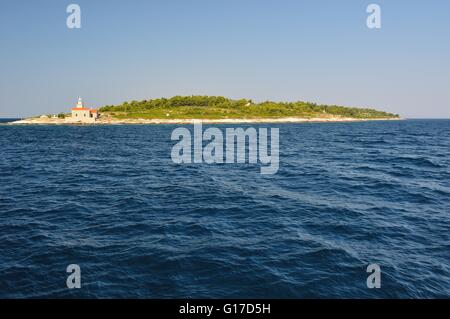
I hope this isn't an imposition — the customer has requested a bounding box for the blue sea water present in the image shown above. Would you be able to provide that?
[0,119,449,298]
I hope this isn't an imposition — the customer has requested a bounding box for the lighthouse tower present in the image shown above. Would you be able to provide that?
[76,97,84,108]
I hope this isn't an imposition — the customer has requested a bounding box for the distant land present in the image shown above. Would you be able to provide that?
[10,96,400,125]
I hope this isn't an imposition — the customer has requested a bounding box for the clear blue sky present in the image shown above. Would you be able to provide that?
[0,0,449,118]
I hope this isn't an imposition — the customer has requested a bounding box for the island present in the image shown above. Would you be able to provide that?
[10,96,400,125]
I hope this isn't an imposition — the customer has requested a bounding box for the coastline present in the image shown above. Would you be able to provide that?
[8,116,402,125]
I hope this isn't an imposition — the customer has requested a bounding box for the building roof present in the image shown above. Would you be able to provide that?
[71,98,98,113]
[71,108,98,112]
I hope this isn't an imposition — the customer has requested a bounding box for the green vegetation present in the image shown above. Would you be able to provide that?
[99,96,399,120]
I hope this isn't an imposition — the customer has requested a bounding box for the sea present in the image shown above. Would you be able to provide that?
[0,119,449,298]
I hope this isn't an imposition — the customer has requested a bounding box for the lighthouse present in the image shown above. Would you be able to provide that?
[70,97,99,123]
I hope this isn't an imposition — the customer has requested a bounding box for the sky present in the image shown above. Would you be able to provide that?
[0,0,449,118]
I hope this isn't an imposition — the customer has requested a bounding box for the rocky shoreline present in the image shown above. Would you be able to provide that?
[9,116,401,125]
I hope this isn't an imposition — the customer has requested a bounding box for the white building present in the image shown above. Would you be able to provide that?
[69,97,99,123]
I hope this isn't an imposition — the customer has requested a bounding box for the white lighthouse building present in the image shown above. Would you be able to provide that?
[69,97,99,123]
